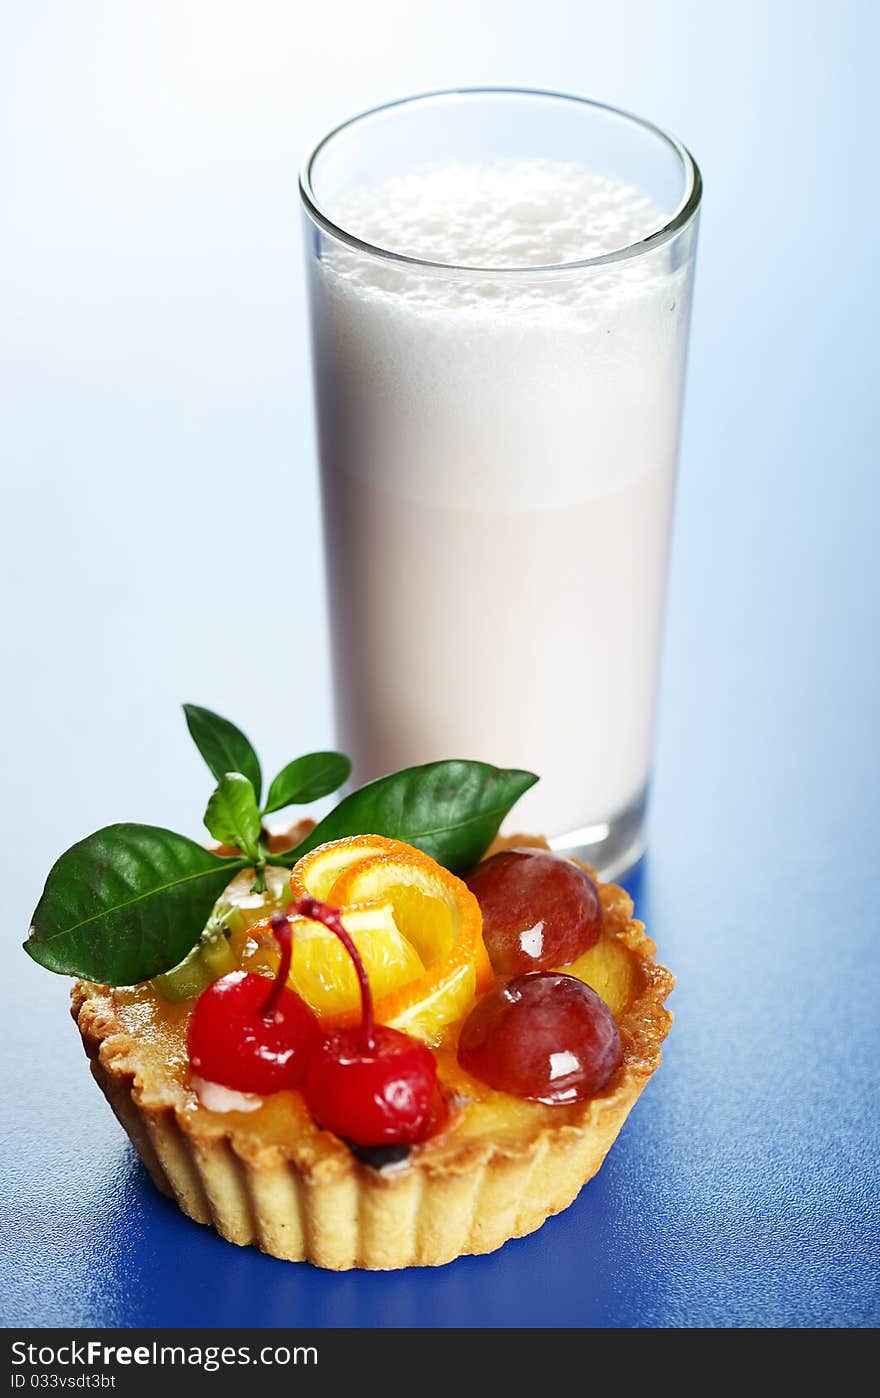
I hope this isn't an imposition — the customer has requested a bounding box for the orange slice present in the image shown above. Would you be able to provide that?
[277,835,490,1044]
[289,834,413,902]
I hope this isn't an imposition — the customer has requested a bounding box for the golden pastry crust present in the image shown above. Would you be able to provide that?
[71,834,673,1269]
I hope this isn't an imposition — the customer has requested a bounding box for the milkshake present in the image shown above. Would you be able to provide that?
[302,112,700,872]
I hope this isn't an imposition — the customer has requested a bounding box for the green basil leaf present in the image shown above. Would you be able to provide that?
[24,825,246,984]
[203,773,262,859]
[263,751,351,815]
[272,760,538,874]
[183,703,262,803]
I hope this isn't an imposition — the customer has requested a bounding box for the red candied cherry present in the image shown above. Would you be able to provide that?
[292,897,437,1148]
[187,913,321,1095]
[457,971,622,1104]
[466,848,602,974]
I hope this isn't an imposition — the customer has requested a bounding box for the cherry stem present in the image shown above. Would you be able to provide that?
[290,897,376,1054]
[263,912,294,1020]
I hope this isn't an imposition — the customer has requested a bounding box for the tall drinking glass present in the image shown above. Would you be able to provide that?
[300,89,701,877]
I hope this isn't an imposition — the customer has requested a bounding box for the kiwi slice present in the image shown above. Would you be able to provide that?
[151,871,294,1003]
[151,906,250,1002]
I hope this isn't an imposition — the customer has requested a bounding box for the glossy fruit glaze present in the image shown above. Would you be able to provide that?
[109,843,651,1162]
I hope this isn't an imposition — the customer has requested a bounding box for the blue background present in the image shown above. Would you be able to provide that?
[2,1,878,1328]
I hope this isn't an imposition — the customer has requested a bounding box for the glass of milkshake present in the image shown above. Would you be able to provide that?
[299,89,701,877]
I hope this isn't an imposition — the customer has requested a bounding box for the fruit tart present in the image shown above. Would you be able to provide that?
[27,704,673,1270]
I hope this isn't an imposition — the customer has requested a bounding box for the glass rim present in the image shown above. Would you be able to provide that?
[299,86,702,275]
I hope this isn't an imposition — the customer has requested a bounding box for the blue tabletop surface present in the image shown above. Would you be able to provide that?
[2,2,878,1329]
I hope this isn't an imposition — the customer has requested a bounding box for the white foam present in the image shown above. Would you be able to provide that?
[319,161,678,335]
[329,161,664,268]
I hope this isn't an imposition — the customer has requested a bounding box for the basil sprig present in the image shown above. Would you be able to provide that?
[24,703,537,986]
[186,705,352,893]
